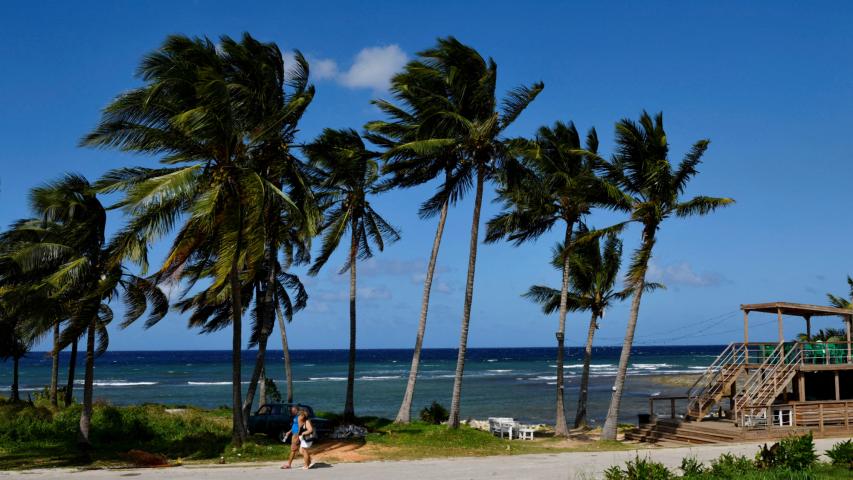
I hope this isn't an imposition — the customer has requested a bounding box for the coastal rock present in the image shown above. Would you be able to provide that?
[463,419,491,432]
[330,424,368,439]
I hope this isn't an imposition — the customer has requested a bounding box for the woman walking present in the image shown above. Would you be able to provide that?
[297,408,316,470]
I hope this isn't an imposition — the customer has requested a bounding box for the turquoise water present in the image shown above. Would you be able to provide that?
[1,346,723,424]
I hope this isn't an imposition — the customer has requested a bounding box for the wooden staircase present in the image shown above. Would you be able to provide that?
[734,342,800,426]
[686,342,746,420]
[625,419,740,445]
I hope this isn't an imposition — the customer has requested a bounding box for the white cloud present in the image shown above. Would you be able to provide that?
[313,285,392,302]
[282,51,338,82]
[646,260,726,287]
[410,272,453,295]
[338,45,407,91]
[358,286,392,300]
[284,45,407,91]
[312,58,339,80]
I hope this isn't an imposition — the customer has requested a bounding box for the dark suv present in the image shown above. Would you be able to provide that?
[246,403,332,442]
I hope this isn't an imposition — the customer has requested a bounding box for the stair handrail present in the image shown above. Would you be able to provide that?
[686,342,746,417]
[686,342,744,399]
[736,342,801,413]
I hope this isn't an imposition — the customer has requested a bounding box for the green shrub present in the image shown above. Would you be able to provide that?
[825,439,853,466]
[774,433,817,471]
[710,453,754,477]
[604,455,673,480]
[91,405,155,443]
[680,456,705,477]
[419,401,449,425]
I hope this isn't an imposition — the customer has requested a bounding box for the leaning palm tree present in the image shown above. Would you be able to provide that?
[525,232,649,429]
[8,175,168,447]
[83,34,308,446]
[385,37,542,428]
[236,46,317,417]
[598,111,734,440]
[485,121,607,436]
[0,224,67,406]
[364,55,465,423]
[0,289,31,403]
[305,128,400,421]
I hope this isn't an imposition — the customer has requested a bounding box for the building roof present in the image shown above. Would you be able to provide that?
[740,302,853,317]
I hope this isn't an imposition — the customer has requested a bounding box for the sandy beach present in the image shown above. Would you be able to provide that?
[5,437,849,480]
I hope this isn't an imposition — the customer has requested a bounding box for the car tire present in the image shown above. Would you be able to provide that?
[278,430,289,444]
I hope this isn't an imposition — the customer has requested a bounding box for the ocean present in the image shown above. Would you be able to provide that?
[0,346,723,424]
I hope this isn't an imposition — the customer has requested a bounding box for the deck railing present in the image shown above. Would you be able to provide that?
[686,343,744,399]
[649,396,690,421]
[743,342,789,365]
[798,341,852,365]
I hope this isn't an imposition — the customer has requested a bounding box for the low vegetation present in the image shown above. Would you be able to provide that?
[604,433,851,480]
[0,399,628,470]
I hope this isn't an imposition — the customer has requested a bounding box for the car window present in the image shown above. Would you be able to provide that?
[257,405,271,416]
[271,405,281,415]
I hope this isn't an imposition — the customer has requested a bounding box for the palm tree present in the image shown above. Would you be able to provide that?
[236,45,316,418]
[598,111,734,440]
[364,55,465,423]
[242,242,310,417]
[304,128,400,421]
[524,232,648,429]
[174,230,309,420]
[83,34,309,446]
[64,337,78,407]
[7,175,168,447]
[379,37,542,428]
[485,121,607,435]
[486,122,607,436]
[0,292,30,403]
[0,227,65,405]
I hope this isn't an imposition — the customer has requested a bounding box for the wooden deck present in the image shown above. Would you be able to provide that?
[626,416,853,445]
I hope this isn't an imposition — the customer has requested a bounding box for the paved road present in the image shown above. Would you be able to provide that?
[3,438,850,480]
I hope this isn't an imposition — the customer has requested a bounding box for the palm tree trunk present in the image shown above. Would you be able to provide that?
[574,311,598,429]
[601,229,654,441]
[50,321,60,406]
[11,355,20,403]
[77,319,95,448]
[395,197,450,423]
[243,265,276,420]
[259,367,267,405]
[276,304,293,403]
[65,338,77,407]
[229,260,247,446]
[344,222,358,421]
[448,167,485,429]
[553,223,574,436]
[242,321,271,420]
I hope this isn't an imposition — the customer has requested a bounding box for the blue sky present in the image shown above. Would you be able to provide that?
[2,1,853,350]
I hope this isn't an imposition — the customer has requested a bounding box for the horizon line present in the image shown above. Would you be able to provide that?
[25,344,728,354]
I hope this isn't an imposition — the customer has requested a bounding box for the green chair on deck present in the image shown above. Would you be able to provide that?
[812,343,827,364]
[761,344,776,364]
[802,343,815,365]
[828,343,846,364]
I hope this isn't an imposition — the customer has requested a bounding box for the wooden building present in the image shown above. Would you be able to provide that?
[628,302,853,445]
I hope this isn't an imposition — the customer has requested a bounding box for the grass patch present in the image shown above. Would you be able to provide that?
[360,420,633,461]
[0,400,638,469]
